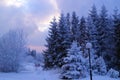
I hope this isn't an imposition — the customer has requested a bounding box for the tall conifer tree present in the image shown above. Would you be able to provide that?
[113,8,120,71]
[44,18,58,68]
[56,13,72,67]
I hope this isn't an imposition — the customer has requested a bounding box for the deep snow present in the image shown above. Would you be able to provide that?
[0,72,119,80]
[0,63,119,80]
[0,70,59,80]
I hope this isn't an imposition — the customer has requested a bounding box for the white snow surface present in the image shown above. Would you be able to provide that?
[81,76,119,80]
[0,63,119,80]
[0,63,60,80]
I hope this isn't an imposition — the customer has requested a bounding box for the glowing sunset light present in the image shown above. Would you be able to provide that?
[36,12,60,32]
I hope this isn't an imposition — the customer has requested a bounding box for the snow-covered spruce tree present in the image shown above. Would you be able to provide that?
[113,8,120,71]
[65,13,72,43]
[61,41,86,79]
[79,16,88,44]
[105,16,115,69]
[78,17,89,56]
[44,17,59,68]
[89,5,99,24]
[97,5,109,57]
[56,13,72,67]
[66,13,71,32]
[88,5,99,56]
[71,12,79,41]
[98,6,116,70]
[0,29,26,72]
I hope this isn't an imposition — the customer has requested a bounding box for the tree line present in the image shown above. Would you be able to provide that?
[44,5,120,79]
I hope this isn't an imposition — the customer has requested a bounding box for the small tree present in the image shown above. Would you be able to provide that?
[94,56,107,75]
[0,29,26,72]
[61,41,86,79]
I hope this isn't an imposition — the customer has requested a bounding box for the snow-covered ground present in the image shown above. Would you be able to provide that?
[0,63,60,80]
[0,70,59,80]
[0,72,119,80]
[0,63,119,80]
[81,76,119,80]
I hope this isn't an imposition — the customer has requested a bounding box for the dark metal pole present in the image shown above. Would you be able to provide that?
[88,48,93,80]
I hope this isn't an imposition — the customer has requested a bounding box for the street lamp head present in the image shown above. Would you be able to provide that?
[86,42,92,49]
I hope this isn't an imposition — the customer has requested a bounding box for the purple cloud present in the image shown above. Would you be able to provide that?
[0,0,120,52]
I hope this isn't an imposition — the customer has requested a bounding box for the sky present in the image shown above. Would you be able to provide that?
[0,0,120,52]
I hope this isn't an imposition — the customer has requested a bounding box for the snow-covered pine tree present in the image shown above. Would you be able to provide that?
[66,13,71,32]
[94,56,107,75]
[79,17,88,45]
[97,5,109,57]
[113,8,120,71]
[65,13,72,43]
[98,6,115,70]
[44,17,59,68]
[87,16,95,41]
[61,41,86,79]
[56,13,72,67]
[87,5,108,73]
[88,5,99,56]
[71,12,79,41]
[105,16,115,69]
[79,16,89,57]
[89,5,99,24]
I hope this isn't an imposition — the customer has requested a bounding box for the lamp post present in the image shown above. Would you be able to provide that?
[86,42,93,80]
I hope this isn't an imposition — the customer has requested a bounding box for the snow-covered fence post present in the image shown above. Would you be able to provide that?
[86,42,93,80]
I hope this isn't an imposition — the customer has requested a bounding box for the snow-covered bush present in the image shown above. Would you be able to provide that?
[94,56,107,75]
[0,29,26,72]
[84,49,97,71]
[107,68,119,78]
[61,41,87,79]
